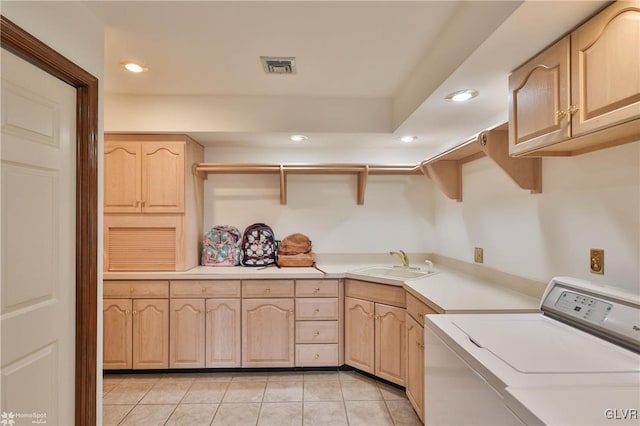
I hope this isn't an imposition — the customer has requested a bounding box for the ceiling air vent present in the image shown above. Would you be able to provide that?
[260,56,296,74]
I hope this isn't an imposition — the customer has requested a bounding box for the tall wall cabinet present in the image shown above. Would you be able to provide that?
[103,134,203,271]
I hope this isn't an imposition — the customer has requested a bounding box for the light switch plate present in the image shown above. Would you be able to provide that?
[474,247,484,264]
[590,248,604,274]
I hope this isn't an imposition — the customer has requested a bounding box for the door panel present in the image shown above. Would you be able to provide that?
[242,298,294,368]
[205,299,241,367]
[170,299,205,368]
[133,299,169,369]
[141,142,184,213]
[103,299,133,369]
[375,303,405,386]
[1,48,76,424]
[104,141,141,213]
[344,297,374,373]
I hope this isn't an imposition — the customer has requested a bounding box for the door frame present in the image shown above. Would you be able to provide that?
[1,16,99,425]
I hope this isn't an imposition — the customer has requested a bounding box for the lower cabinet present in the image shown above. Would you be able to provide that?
[170,299,205,368]
[242,298,295,367]
[406,314,425,422]
[104,298,169,369]
[344,279,406,386]
[205,299,241,367]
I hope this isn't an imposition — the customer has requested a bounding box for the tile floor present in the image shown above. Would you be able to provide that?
[103,370,422,426]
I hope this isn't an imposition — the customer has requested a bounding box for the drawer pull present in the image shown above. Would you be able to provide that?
[314,353,320,360]
[125,309,131,314]
[314,331,320,336]
[314,287,321,294]
[408,325,414,331]
[197,309,202,314]
[289,309,294,314]
[368,313,374,319]
[266,288,271,293]
[201,287,207,292]
[132,310,137,315]
[129,287,134,293]
[314,308,320,313]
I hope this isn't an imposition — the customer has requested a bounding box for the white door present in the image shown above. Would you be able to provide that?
[1,48,76,425]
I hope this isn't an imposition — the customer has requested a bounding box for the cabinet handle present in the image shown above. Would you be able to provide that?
[314,308,320,313]
[197,309,202,314]
[132,200,140,207]
[129,287,134,293]
[374,314,381,320]
[408,325,414,331]
[314,354,320,360]
[314,331,320,336]
[201,287,207,292]
[125,309,131,314]
[314,287,321,294]
[368,313,374,319]
[567,105,579,116]
[132,310,137,315]
[289,309,294,314]
[141,200,146,206]
[556,110,567,121]
[266,288,271,293]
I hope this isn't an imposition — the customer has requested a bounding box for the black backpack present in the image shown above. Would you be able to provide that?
[241,223,277,267]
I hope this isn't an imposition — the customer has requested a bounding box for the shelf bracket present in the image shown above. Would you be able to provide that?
[357,165,369,205]
[279,165,288,205]
[479,129,542,194]
[424,160,462,202]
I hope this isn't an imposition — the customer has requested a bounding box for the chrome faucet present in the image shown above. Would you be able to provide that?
[389,250,410,268]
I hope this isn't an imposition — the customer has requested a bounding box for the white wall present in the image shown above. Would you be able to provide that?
[435,142,640,295]
[204,147,436,253]
[1,0,105,420]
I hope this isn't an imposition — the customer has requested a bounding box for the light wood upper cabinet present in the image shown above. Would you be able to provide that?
[132,299,169,369]
[242,298,295,368]
[103,299,133,369]
[104,139,184,213]
[509,1,640,156]
[206,298,241,368]
[345,297,375,374]
[375,303,405,386]
[509,36,571,153]
[571,1,640,136]
[170,299,205,368]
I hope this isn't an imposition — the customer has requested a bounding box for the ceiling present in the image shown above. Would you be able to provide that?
[86,1,607,153]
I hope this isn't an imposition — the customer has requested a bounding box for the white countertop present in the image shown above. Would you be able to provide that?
[104,257,542,314]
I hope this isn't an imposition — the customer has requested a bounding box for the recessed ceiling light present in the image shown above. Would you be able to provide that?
[445,89,479,102]
[401,135,417,143]
[289,134,308,142]
[120,61,148,73]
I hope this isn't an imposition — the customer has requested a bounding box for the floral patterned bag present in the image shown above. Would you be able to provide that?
[241,223,277,267]
[201,225,242,266]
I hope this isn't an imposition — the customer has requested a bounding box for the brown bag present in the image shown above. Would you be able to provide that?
[277,233,315,267]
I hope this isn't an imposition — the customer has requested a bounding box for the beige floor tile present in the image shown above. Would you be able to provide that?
[268,372,304,382]
[182,381,228,404]
[158,373,197,383]
[386,399,422,425]
[302,401,348,426]
[341,379,382,401]
[231,372,270,382]
[345,401,394,426]
[377,382,407,401]
[120,374,163,383]
[102,383,117,396]
[139,381,191,404]
[264,381,303,402]
[119,404,176,426]
[303,371,340,382]
[258,402,303,426]
[102,382,154,405]
[212,403,261,426]
[191,372,235,383]
[222,381,266,403]
[165,403,219,426]
[303,381,343,401]
[102,404,134,426]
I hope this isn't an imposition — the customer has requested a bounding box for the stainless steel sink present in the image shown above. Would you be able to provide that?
[353,266,434,280]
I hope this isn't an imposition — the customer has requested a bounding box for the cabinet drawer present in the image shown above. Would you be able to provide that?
[296,298,338,320]
[296,280,339,297]
[170,280,241,298]
[296,344,339,367]
[345,279,406,308]
[406,292,438,325]
[242,280,294,298]
[296,321,339,343]
[104,281,168,298]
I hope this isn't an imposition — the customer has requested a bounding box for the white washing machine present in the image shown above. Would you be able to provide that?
[424,276,640,425]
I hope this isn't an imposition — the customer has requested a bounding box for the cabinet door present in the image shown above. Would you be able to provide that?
[170,299,205,368]
[509,36,571,155]
[242,298,294,368]
[103,299,132,369]
[141,142,184,213]
[132,299,169,369]
[206,298,241,368]
[345,297,375,374]
[406,315,425,423]
[104,141,141,213]
[571,1,640,136]
[375,303,405,386]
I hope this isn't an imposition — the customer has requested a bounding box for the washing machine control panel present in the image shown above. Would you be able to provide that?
[555,291,612,324]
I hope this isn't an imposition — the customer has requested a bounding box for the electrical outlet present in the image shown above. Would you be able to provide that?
[474,247,484,264]
[590,248,604,274]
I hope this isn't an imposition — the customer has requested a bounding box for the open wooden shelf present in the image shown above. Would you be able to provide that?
[194,123,543,204]
[194,163,422,205]
[420,124,542,202]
